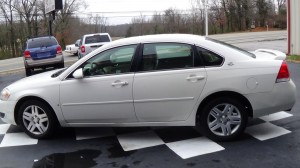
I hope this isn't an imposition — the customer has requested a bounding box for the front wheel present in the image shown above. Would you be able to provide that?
[198,97,248,141]
[18,100,57,139]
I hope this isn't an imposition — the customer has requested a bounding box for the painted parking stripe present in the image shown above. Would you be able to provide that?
[245,122,291,141]
[260,111,293,122]
[0,133,38,147]
[0,124,10,134]
[117,130,165,151]
[76,127,115,140]
[166,137,225,159]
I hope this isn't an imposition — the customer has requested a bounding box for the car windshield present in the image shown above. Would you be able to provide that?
[206,37,256,58]
[27,37,58,49]
[85,35,110,44]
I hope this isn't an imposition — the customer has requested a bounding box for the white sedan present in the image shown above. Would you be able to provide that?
[0,34,296,141]
[65,39,80,56]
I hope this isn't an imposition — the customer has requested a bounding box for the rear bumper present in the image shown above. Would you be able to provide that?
[65,49,77,54]
[25,54,64,68]
[245,80,296,118]
[0,100,17,125]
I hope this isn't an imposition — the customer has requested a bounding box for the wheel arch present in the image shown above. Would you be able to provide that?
[196,91,253,120]
[14,96,59,125]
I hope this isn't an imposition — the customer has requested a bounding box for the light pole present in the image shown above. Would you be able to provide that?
[202,0,208,37]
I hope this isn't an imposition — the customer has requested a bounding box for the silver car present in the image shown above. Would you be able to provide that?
[0,34,296,141]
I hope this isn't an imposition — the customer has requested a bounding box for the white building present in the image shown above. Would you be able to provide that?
[287,0,300,55]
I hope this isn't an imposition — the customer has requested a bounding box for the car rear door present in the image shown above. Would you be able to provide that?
[133,43,207,122]
[60,44,139,123]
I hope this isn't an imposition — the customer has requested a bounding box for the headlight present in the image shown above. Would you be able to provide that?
[0,88,10,101]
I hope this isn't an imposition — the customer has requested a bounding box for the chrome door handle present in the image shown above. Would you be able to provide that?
[186,75,205,81]
[112,81,129,86]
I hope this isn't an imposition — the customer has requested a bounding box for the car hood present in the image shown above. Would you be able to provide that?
[6,69,61,94]
[251,49,286,60]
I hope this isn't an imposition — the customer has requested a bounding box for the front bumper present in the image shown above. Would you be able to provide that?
[25,54,64,68]
[0,100,17,125]
[245,80,297,118]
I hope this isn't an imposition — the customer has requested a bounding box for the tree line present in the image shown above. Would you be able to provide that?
[0,0,287,60]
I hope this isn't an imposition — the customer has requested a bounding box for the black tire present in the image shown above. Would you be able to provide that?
[25,68,32,76]
[197,97,248,141]
[17,100,58,139]
[56,61,64,69]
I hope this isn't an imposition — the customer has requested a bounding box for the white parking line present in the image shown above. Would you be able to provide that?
[259,111,293,122]
[0,124,10,134]
[245,122,291,141]
[117,130,164,151]
[166,137,225,159]
[0,133,38,147]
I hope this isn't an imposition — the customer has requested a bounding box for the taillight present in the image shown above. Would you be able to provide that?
[276,61,290,83]
[81,45,85,53]
[57,46,62,54]
[24,50,31,58]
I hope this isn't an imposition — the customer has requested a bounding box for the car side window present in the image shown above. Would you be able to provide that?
[197,47,224,67]
[140,43,193,71]
[82,45,137,77]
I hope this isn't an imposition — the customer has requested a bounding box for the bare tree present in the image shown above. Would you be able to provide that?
[54,0,87,48]
[13,0,37,37]
[0,0,17,57]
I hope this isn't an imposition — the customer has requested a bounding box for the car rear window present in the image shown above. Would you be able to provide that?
[27,37,58,49]
[206,37,256,58]
[85,35,110,44]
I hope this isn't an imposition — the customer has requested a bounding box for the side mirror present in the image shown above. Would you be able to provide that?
[73,68,83,79]
[75,43,78,47]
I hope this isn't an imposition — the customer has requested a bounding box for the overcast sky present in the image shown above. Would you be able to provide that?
[83,0,193,24]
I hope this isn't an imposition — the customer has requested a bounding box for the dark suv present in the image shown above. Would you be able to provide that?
[24,36,64,76]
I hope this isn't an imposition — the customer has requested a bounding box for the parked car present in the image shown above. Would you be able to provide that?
[78,33,112,59]
[0,34,296,141]
[23,36,64,76]
[65,39,80,56]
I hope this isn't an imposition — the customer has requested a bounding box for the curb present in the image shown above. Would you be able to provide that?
[0,60,77,76]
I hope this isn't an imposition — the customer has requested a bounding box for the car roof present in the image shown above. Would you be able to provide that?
[103,34,206,48]
[27,36,55,40]
[84,33,110,37]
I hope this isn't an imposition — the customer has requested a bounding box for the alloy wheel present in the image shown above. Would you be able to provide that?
[22,105,49,135]
[207,103,242,136]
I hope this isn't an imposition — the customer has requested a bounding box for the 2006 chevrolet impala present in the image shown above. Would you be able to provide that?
[0,34,296,141]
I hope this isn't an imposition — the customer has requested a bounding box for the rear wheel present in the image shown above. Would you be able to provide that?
[198,97,248,141]
[56,60,65,69]
[18,100,57,139]
[25,68,32,76]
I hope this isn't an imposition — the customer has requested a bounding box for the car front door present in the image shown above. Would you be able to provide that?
[133,43,207,122]
[60,44,138,123]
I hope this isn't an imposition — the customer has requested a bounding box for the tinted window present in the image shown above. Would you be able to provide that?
[85,35,110,44]
[140,43,193,71]
[27,37,58,49]
[197,47,224,66]
[82,45,137,77]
